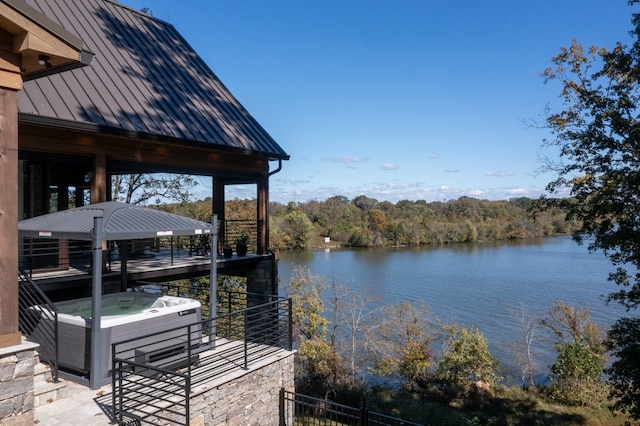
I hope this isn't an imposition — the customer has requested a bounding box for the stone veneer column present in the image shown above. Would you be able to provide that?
[0,341,39,425]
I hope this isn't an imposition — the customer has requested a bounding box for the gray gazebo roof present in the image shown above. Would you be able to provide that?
[18,201,212,241]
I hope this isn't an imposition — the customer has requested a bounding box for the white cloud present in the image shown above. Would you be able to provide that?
[381,163,399,170]
[323,156,368,164]
[486,171,514,177]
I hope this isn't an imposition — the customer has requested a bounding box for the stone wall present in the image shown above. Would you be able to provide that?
[188,351,294,426]
[0,342,38,426]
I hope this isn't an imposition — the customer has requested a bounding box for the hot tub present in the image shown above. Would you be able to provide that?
[30,292,201,375]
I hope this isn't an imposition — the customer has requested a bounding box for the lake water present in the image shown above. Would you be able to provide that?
[276,236,627,382]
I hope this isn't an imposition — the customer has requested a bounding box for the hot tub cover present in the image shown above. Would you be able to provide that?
[18,201,212,240]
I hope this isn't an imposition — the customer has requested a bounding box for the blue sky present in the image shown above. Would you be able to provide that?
[125,1,635,204]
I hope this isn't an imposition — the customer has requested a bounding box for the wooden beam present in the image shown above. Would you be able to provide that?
[18,123,270,176]
[0,48,22,90]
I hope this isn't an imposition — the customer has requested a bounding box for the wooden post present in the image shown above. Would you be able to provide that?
[213,176,225,254]
[257,173,269,254]
[0,87,21,348]
[91,152,107,203]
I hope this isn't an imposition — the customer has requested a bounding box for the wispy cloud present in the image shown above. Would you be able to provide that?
[323,156,368,164]
[381,163,399,170]
[486,171,514,177]
[445,169,460,173]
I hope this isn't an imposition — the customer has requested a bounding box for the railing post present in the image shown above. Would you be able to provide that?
[117,361,124,425]
[360,398,368,426]
[53,309,59,382]
[185,373,191,426]
[243,309,249,369]
[279,388,286,426]
[288,298,293,351]
[111,344,117,422]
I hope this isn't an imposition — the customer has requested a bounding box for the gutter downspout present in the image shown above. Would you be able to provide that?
[267,159,282,295]
[268,159,282,177]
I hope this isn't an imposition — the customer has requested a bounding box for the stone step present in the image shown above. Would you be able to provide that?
[33,361,53,385]
[33,362,67,408]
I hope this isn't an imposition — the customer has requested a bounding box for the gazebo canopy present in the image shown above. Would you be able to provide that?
[18,201,212,241]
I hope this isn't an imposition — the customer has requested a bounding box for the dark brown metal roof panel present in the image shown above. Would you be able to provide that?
[18,0,289,160]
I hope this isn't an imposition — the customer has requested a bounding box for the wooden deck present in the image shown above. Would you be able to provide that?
[24,247,272,295]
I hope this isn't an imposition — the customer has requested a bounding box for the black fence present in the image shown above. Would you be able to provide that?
[279,389,424,426]
[111,295,292,425]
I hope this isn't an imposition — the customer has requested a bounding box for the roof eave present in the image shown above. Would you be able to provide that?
[0,0,94,79]
[18,112,291,161]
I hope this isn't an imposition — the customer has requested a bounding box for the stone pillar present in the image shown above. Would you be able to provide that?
[0,342,39,425]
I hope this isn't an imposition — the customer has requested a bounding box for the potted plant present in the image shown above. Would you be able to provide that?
[235,234,249,256]
[223,244,233,258]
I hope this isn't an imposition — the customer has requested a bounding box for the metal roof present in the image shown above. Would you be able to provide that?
[17,0,289,161]
[18,201,212,241]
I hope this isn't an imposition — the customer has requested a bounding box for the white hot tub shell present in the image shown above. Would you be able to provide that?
[30,292,202,375]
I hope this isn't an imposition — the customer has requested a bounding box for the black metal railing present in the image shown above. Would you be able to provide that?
[112,295,292,425]
[279,390,424,426]
[222,219,261,254]
[17,268,59,381]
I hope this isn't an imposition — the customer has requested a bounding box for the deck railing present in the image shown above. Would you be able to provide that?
[17,268,59,381]
[19,219,262,277]
[111,294,292,425]
[279,389,424,426]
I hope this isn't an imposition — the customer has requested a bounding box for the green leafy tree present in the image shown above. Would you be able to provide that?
[607,317,640,419]
[539,2,640,417]
[435,324,501,396]
[540,301,606,407]
[549,340,606,407]
[271,207,315,249]
[287,266,335,394]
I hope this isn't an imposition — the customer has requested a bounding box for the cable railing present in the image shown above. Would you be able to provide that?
[17,268,59,381]
[111,295,292,425]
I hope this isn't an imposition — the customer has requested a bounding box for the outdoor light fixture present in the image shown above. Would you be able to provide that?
[38,54,52,68]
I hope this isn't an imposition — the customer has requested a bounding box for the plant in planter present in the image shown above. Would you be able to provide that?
[235,234,249,256]
[223,244,233,258]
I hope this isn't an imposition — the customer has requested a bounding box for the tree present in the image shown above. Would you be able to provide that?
[540,301,606,407]
[271,207,315,249]
[435,324,500,396]
[369,301,437,389]
[607,317,640,419]
[510,303,540,390]
[112,173,196,205]
[539,2,640,417]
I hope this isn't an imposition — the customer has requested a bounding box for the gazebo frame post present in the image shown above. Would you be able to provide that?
[90,214,105,390]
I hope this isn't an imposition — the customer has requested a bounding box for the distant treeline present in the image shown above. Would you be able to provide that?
[166,195,577,250]
[269,195,576,249]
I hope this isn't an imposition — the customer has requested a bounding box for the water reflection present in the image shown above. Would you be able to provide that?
[278,236,627,383]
